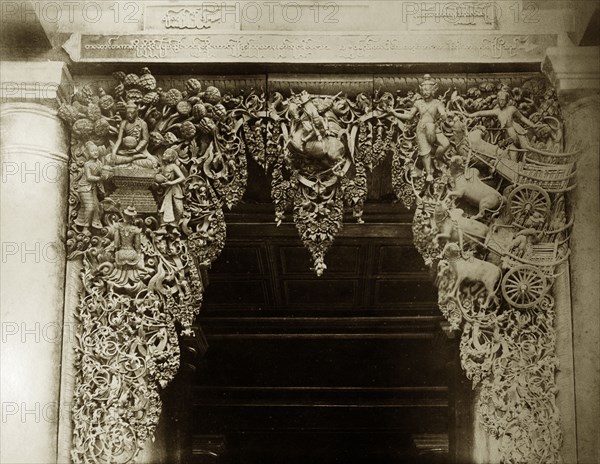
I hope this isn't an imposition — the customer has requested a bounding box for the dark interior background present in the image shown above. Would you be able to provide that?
[159,163,473,464]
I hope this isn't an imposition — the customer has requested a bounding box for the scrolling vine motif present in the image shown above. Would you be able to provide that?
[59,69,253,462]
[399,75,575,463]
[60,70,575,464]
[238,74,574,463]
[239,88,406,274]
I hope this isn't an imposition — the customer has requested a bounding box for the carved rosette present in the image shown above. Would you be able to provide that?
[59,69,250,462]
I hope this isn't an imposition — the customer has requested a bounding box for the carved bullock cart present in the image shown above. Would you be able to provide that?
[462,126,580,226]
[482,224,570,309]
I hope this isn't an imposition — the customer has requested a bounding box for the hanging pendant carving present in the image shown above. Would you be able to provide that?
[59,69,250,462]
[241,87,403,275]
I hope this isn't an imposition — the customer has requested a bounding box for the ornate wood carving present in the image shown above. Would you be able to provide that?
[240,80,408,275]
[240,74,574,463]
[59,70,575,464]
[401,75,575,463]
[59,69,252,462]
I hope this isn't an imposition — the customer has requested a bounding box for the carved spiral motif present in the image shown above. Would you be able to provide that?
[61,69,255,463]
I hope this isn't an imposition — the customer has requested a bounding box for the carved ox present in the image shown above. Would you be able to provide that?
[442,242,501,309]
[452,119,508,161]
[447,156,504,220]
[433,203,489,249]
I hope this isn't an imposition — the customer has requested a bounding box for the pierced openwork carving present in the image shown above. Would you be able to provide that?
[240,87,408,274]
[60,70,576,464]
[59,69,252,462]
[243,74,575,463]
[401,75,577,463]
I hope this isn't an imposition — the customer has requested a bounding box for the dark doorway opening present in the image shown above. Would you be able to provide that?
[160,208,471,463]
[161,160,472,463]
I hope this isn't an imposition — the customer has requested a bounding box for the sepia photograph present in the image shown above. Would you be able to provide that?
[0,1,598,463]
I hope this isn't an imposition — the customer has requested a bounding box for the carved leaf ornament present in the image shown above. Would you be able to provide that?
[59,70,576,463]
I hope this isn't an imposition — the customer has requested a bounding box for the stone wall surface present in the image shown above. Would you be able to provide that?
[564,94,600,464]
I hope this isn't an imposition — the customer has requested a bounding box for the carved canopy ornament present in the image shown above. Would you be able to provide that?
[239,86,409,275]
[59,69,252,462]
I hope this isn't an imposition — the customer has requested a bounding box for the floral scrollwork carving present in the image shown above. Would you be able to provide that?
[59,69,251,462]
[400,75,578,463]
[240,89,402,275]
[59,70,578,464]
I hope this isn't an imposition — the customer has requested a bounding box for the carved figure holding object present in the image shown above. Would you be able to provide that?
[108,101,158,169]
[74,141,104,235]
[156,147,186,233]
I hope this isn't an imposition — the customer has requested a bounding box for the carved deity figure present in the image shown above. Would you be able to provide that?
[389,75,451,182]
[296,91,334,144]
[286,91,345,172]
[108,206,146,287]
[108,101,158,169]
[156,147,186,232]
[74,141,104,234]
[468,88,541,150]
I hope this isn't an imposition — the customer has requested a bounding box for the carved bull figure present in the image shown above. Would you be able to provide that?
[433,202,489,249]
[451,118,508,161]
[447,156,504,220]
[442,242,501,309]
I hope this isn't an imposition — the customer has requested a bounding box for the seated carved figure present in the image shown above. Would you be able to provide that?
[106,206,148,289]
[107,101,158,169]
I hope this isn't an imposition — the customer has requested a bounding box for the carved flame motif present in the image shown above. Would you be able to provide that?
[402,77,576,463]
[59,70,250,462]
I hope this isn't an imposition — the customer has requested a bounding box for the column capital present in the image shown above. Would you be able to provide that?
[542,46,600,105]
[0,61,72,108]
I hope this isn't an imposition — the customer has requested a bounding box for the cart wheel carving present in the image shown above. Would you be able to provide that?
[501,265,548,309]
[507,184,551,225]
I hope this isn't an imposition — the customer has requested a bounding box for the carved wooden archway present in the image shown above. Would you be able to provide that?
[60,70,574,463]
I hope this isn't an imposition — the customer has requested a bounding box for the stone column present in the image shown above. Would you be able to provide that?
[0,62,72,464]
[543,45,600,464]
